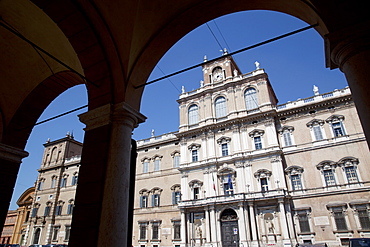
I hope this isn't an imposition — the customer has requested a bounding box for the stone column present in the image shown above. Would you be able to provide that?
[181,209,187,247]
[209,205,218,245]
[0,143,28,234]
[248,202,258,245]
[278,199,290,244]
[237,202,247,245]
[326,21,370,148]
[204,207,211,245]
[69,102,146,247]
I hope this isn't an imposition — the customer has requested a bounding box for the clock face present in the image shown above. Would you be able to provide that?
[212,67,223,81]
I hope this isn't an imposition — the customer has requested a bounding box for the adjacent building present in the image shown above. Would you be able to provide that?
[18,54,369,247]
[26,133,82,246]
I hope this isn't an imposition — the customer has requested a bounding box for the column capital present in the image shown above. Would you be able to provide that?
[325,20,370,70]
[0,143,29,163]
[79,102,146,131]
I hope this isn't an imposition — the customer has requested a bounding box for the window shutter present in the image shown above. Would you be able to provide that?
[152,195,155,207]
[172,192,175,205]
[140,196,143,208]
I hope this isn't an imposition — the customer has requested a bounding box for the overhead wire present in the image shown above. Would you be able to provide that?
[134,23,318,89]
[10,22,317,127]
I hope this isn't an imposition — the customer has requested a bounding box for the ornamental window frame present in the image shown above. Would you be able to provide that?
[316,161,338,187]
[249,129,265,150]
[278,126,295,147]
[188,143,201,162]
[170,184,181,205]
[338,157,361,184]
[67,199,75,215]
[71,172,78,186]
[189,179,203,200]
[51,176,57,189]
[152,155,163,172]
[171,151,181,168]
[141,157,150,174]
[285,166,304,191]
[349,202,370,231]
[188,104,199,125]
[55,200,64,216]
[217,137,231,157]
[139,189,149,209]
[294,207,312,234]
[60,174,68,188]
[150,187,163,207]
[151,220,162,240]
[172,220,181,240]
[326,203,350,232]
[218,167,236,196]
[254,169,272,192]
[214,96,227,119]
[37,178,45,191]
[44,201,52,217]
[306,119,326,141]
[138,221,149,240]
[326,115,347,138]
[244,87,258,110]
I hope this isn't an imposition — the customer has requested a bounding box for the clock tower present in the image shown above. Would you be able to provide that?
[202,50,242,85]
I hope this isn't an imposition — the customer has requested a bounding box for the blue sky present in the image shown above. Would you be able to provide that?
[9,10,348,209]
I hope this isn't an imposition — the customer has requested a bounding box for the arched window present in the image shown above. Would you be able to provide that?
[244,88,258,110]
[188,104,198,125]
[215,96,227,118]
[33,228,41,244]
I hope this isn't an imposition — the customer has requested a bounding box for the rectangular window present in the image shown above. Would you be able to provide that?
[154,159,160,171]
[261,178,268,192]
[345,166,358,183]
[323,170,336,186]
[254,136,262,150]
[51,178,56,188]
[31,208,38,218]
[139,223,147,240]
[297,212,310,233]
[358,207,370,229]
[52,226,60,241]
[71,175,78,186]
[192,150,198,162]
[283,131,292,146]
[152,223,159,240]
[332,122,345,137]
[37,181,43,191]
[143,161,149,173]
[65,226,71,241]
[44,206,51,216]
[140,196,148,208]
[221,143,228,156]
[60,178,67,187]
[55,205,62,216]
[173,191,181,205]
[67,204,74,215]
[173,221,181,240]
[193,187,199,200]
[174,155,180,168]
[291,174,302,190]
[333,208,348,231]
[152,194,160,207]
[313,125,323,140]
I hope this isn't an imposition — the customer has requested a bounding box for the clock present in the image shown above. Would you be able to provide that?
[212,67,223,81]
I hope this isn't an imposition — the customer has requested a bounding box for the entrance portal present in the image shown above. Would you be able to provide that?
[221,209,239,247]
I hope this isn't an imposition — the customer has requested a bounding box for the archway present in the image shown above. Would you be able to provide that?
[0,1,369,247]
[220,208,240,247]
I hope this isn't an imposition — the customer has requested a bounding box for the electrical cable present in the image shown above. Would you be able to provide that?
[14,22,317,127]
[206,22,224,51]
[134,23,318,89]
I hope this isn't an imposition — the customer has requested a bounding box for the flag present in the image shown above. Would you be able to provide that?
[212,173,216,191]
[228,173,233,190]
